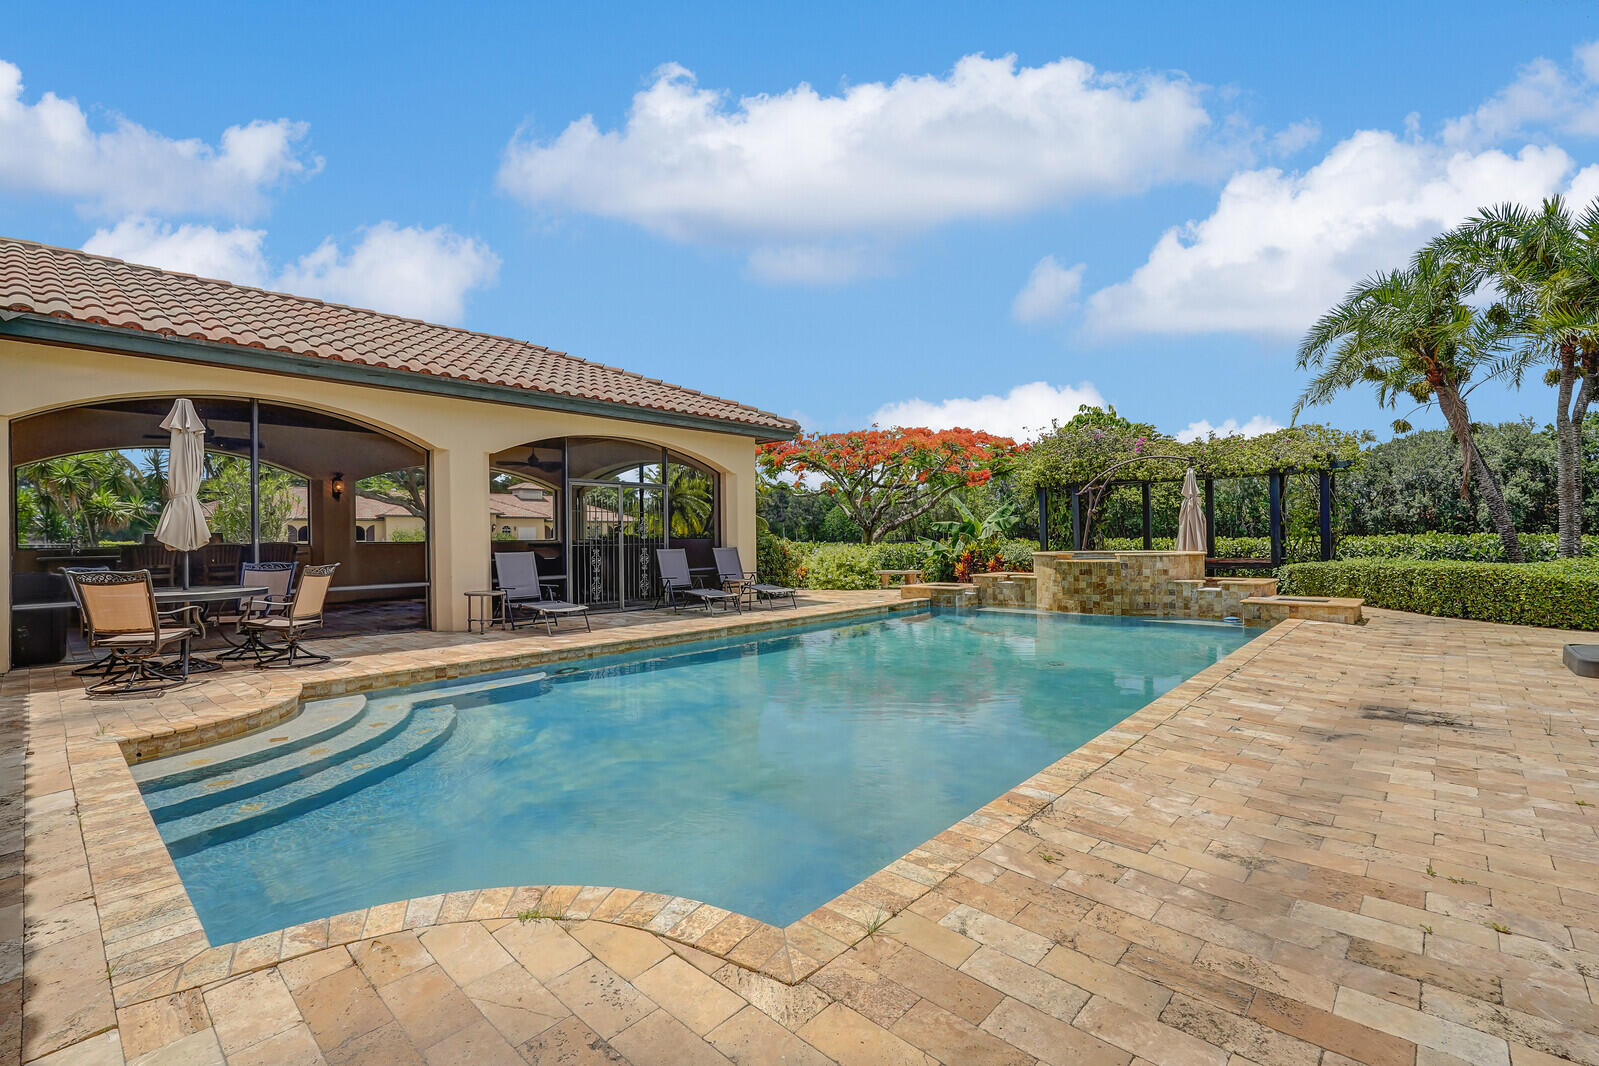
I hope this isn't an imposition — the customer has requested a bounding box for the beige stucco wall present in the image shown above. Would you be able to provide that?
[2,337,762,669]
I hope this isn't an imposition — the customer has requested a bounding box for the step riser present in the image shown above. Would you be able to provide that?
[138,697,371,794]
[161,709,457,858]
[145,707,413,820]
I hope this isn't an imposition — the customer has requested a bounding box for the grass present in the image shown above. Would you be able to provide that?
[516,907,564,924]
[863,910,890,937]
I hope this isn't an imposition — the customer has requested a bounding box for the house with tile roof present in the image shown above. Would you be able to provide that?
[1,237,796,668]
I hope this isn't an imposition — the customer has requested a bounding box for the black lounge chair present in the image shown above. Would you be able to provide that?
[656,548,739,614]
[714,547,797,609]
[494,551,591,633]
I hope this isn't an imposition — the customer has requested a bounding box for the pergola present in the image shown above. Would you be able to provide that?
[1034,460,1356,570]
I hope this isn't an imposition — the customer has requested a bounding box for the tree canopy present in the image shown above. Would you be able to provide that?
[758,427,1023,544]
[1015,406,1368,496]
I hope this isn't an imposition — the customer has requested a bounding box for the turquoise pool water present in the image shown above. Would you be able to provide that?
[142,609,1255,944]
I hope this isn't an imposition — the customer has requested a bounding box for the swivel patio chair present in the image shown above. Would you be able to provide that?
[713,546,798,609]
[656,548,739,614]
[494,551,591,634]
[214,561,297,660]
[241,562,338,667]
[70,569,204,697]
[60,565,113,676]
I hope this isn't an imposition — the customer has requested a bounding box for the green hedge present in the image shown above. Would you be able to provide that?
[757,535,1040,590]
[1336,532,1598,562]
[1277,558,1599,630]
[1101,532,1599,563]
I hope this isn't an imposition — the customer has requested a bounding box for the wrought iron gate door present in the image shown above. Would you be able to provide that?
[570,482,664,609]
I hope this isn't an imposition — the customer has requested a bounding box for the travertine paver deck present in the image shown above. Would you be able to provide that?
[5,600,1598,1065]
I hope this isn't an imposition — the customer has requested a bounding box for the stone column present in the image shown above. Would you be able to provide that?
[428,446,491,631]
[0,418,10,671]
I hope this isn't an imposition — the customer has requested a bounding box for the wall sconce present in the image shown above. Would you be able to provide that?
[331,473,345,501]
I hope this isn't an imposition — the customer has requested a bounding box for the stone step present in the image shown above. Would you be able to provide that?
[134,695,370,793]
[156,704,458,856]
[141,700,412,821]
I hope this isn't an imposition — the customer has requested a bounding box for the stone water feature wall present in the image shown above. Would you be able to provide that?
[899,550,1283,623]
[1032,550,1276,622]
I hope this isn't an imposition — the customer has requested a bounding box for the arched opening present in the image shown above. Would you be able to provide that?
[488,436,721,610]
[10,397,432,660]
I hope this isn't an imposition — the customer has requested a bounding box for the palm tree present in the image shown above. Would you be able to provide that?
[1442,197,1599,557]
[22,451,149,545]
[666,465,713,537]
[1295,249,1526,562]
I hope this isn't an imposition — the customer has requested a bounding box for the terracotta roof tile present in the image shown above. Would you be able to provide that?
[0,236,798,436]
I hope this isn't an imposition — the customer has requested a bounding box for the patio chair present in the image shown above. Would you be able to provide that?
[60,566,112,675]
[127,543,175,585]
[69,569,204,697]
[714,547,797,609]
[257,542,299,563]
[494,552,591,634]
[656,548,739,614]
[204,543,243,584]
[240,563,338,667]
[214,562,297,660]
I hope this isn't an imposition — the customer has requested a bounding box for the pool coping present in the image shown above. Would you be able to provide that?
[56,605,1304,1020]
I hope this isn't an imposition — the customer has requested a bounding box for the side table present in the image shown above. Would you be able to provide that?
[464,589,506,633]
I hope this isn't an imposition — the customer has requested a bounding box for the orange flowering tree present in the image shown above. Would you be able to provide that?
[758,427,1023,544]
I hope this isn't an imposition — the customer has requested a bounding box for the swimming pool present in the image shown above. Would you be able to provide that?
[137,608,1255,945]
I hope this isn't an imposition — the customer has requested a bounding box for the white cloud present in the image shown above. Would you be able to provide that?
[869,380,1105,442]
[1269,119,1321,156]
[1442,44,1599,147]
[82,220,500,323]
[0,59,316,218]
[745,242,881,284]
[1011,256,1085,322]
[1175,415,1284,443]
[499,55,1235,277]
[84,217,269,283]
[1087,43,1599,340]
[1087,134,1576,337]
[278,223,501,321]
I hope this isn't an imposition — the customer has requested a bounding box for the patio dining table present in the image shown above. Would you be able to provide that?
[155,584,269,671]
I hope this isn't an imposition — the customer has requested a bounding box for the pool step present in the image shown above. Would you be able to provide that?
[134,696,371,793]
[156,704,458,857]
[140,700,414,821]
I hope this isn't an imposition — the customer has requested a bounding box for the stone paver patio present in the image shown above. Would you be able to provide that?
[3,595,1597,1065]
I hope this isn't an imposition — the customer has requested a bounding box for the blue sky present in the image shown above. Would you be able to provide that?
[5,1,1598,443]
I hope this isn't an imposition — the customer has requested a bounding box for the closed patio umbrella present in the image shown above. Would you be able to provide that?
[154,399,211,588]
[1177,466,1206,553]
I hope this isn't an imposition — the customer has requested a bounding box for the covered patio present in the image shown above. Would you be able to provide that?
[1,237,793,671]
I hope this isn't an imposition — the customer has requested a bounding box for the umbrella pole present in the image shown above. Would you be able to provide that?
[183,553,191,590]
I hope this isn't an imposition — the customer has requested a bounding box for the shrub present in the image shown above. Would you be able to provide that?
[1336,532,1598,563]
[794,543,891,589]
[756,532,802,588]
[997,538,1038,572]
[1277,558,1599,630]
[1099,532,1599,564]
